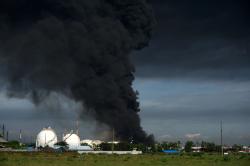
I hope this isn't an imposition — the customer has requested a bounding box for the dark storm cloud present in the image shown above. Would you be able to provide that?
[0,0,155,143]
[132,0,250,80]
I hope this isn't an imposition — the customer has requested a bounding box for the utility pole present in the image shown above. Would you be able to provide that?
[111,128,115,153]
[220,120,223,156]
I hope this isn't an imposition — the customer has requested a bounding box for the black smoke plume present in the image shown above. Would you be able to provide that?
[0,0,155,143]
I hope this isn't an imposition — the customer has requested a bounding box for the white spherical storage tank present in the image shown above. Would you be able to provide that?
[36,127,58,148]
[63,133,80,150]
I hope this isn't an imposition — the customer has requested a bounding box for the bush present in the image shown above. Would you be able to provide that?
[191,152,204,157]
[187,152,204,157]
[2,141,23,149]
[160,158,168,163]
[223,156,230,161]
[0,156,8,162]
[184,141,193,153]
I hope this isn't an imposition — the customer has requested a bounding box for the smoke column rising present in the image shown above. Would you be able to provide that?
[0,0,155,143]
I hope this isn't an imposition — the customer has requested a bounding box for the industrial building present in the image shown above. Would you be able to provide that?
[8,126,141,154]
[36,127,58,148]
[80,139,103,147]
[63,132,81,149]
[2,125,143,154]
[0,137,7,143]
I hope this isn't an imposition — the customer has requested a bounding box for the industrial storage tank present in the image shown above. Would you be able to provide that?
[63,132,80,150]
[36,127,58,148]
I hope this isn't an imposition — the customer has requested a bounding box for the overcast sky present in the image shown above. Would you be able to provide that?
[1,0,250,145]
[132,0,250,144]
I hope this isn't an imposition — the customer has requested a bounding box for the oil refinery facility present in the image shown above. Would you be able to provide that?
[36,126,92,151]
[0,123,142,154]
[33,126,141,154]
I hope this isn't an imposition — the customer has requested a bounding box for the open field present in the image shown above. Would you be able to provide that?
[0,152,249,166]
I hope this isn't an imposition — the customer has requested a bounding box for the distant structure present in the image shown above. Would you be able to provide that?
[0,137,7,143]
[19,129,22,143]
[6,131,8,141]
[63,131,93,151]
[107,141,120,144]
[76,120,79,136]
[162,150,180,154]
[63,131,81,150]
[81,139,103,147]
[0,124,7,143]
[36,127,58,148]
[220,120,223,156]
[191,146,202,153]
[2,124,5,138]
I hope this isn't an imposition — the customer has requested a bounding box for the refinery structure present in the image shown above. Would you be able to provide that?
[2,123,250,155]
[35,126,93,151]
[33,126,141,154]
[36,127,58,148]
[0,123,142,154]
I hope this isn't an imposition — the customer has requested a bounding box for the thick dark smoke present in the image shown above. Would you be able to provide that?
[0,0,155,143]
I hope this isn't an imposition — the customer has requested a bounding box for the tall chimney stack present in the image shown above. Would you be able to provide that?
[6,131,9,141]
[19,129,22,142]
[2,124,5,138]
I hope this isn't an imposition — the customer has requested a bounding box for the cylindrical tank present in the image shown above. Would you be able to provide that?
[36,127,57,148]
[63,133,80,149]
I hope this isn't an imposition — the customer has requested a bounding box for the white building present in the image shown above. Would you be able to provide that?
[191,146,202,152]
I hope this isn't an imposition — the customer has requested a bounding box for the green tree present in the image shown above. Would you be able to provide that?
[232,144,243,152]
[158,141,181,151]
[185,141,193,153]
[201,141,216,152]
[55,141,68,147]
[215,145,221,152]
[3,141,23,149]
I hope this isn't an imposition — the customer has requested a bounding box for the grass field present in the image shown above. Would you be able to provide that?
[0,152,249,166]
